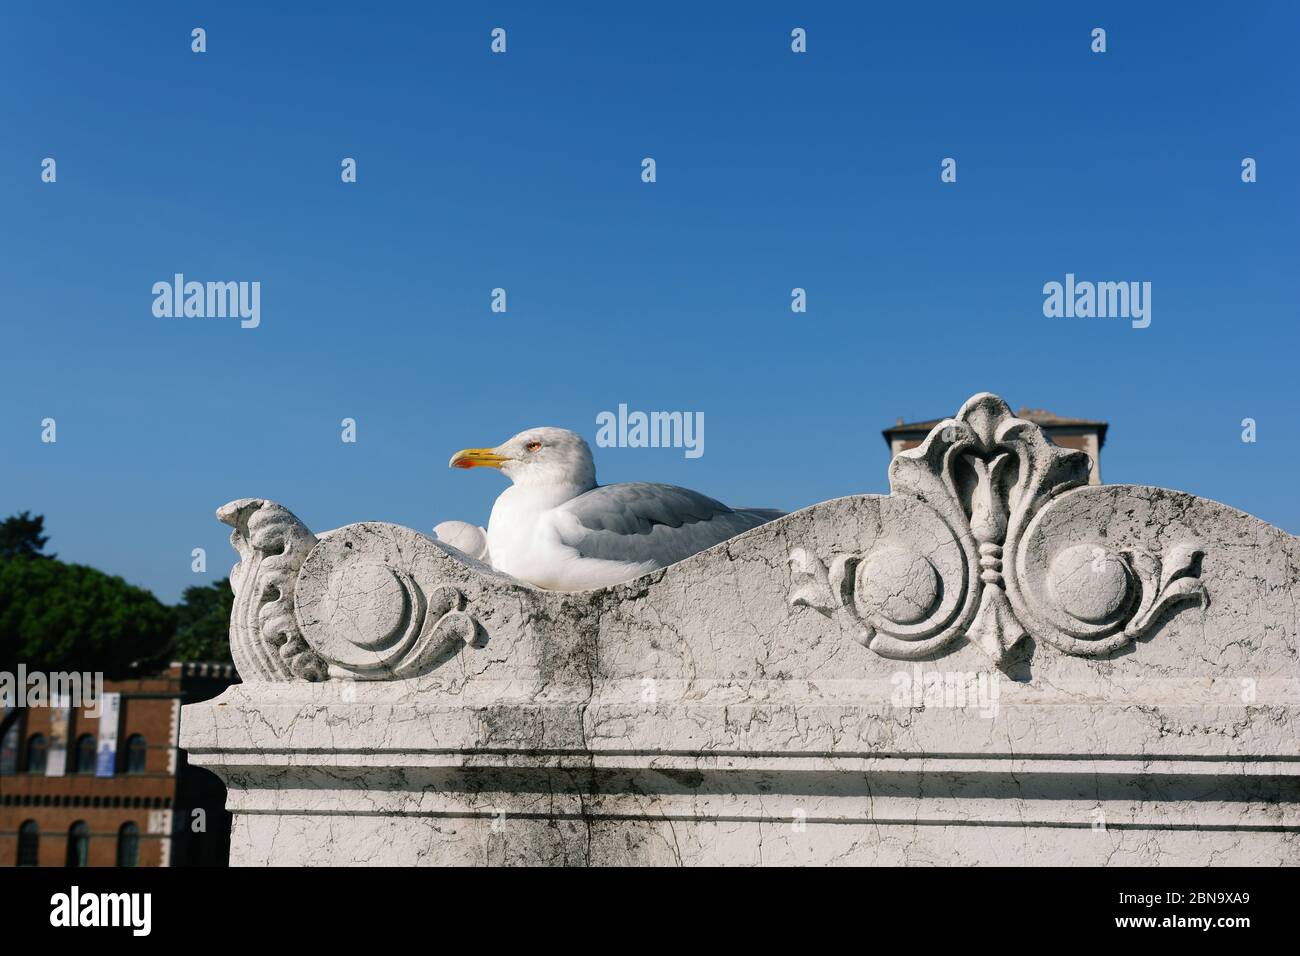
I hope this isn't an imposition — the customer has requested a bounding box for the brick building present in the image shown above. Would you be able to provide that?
[883,407,1109,483]
[0,663,237,867]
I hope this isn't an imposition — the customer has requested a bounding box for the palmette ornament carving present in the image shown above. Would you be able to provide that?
[789,393,1207,668]
[219,499,483,682]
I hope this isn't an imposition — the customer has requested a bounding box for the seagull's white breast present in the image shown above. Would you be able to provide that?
[486,483,656,590]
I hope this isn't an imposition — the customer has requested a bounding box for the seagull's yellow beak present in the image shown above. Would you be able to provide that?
[449,448,508,470]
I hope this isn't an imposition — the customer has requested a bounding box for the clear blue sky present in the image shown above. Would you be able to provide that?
[2,1,1297,603]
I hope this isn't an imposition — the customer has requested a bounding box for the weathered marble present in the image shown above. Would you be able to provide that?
[182,393,1300,865]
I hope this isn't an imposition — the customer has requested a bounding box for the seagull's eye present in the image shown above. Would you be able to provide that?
[525,441,542,452]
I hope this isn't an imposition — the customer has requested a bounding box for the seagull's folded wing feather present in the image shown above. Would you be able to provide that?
[553,482,782,568]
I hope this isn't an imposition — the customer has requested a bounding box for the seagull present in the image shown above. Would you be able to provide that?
[447,427,783,590]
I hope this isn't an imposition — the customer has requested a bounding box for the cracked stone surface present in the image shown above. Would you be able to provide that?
[183,393,1300,865]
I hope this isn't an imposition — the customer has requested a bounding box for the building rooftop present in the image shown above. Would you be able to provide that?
[883,407,1109,449]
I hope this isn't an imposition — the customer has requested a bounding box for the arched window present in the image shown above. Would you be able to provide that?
[125,734,147,774]
[116,822,139,867]
[66,821,89,867]
[74,734,96,774]
[25,734,48,773]
[16,820,39,866]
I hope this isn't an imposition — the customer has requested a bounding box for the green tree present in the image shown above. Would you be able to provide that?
[171,579,235,664]
[0,557,174,676]
[0,511,53,559]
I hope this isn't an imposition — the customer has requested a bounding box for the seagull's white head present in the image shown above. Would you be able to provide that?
[449,427,597,490]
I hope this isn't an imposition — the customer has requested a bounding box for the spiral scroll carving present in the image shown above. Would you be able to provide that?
[219,501,484,682]
[295,526,483,681]
[218,498,329,682]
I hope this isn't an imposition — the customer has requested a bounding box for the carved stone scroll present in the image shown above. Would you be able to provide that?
[218,498,328,682]
[294,522,483,680]
[219,502,483,682]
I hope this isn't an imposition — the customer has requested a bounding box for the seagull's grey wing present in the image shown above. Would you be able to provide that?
[553,482,783,567]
